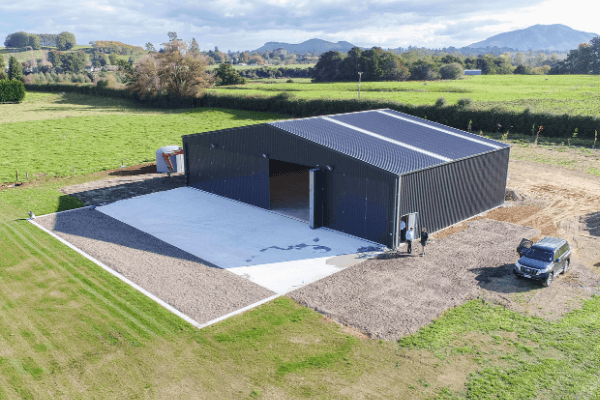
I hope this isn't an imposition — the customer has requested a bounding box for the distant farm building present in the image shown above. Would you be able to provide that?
[464,69,482,75]
[182,109,510,249]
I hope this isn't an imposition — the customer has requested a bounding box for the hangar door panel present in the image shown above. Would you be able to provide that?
[310,169,326,229]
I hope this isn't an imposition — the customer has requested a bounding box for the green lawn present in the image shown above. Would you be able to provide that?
[2,175,600,399]
[211,75,600,116]
[1,90,600,398]
[0,92,287,183]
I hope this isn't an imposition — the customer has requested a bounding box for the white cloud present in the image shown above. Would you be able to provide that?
[1,0,598,51]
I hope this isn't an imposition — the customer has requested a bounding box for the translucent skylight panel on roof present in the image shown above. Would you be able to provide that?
[330,112,496,160]
[380,109,509,148]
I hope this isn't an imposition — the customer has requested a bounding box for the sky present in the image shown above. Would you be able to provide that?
[1,0,598,52]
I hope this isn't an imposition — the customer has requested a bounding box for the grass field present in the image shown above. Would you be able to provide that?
[0,92,287,183]
[2,177,600,398]
[0,48,52,66]
[3,92,597,183]
[211,74,600,116]
[2,91,600,398]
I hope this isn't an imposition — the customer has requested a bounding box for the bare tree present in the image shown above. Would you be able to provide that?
[128,40,215,98]
[127,55,161,98]
[158,40,214,97]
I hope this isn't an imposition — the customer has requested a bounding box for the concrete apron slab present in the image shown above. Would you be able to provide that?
[97,187,384,294]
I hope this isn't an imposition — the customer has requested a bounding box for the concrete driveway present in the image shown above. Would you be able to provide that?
[98,187,383,294]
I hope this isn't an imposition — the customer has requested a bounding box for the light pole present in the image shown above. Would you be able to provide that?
[358,72,363,100]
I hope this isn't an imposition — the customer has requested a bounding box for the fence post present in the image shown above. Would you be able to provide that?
[26,172,29,180]
[16,170,18,182]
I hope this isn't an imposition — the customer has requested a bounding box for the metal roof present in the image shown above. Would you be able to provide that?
[269,109,509,175]
[534,236,566,251]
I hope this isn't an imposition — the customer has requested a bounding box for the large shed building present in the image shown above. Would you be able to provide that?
[182,109,510,249]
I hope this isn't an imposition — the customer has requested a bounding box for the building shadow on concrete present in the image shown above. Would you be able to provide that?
[36,207,222,269]
[62,174,186,206]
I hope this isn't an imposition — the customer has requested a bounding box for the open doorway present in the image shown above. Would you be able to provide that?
[399,212,419,245]
[269,159,312,222]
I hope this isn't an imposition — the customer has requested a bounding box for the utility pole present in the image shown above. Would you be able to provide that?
[358,72,363,100]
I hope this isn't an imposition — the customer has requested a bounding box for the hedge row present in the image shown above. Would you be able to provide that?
[25,83,198,109]
[24,83,600,139]
[0,80,26,103]
[200,93,600,139]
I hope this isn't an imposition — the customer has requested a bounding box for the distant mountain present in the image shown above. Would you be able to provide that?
[253,39,357,54]
[466,24,598,51]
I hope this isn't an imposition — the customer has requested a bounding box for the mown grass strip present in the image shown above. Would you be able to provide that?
[2,218,157,337]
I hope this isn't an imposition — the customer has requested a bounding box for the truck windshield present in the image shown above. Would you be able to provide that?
[527,248,554,262]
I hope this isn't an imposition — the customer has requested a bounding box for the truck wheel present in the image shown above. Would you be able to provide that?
[563,259,570,274]
[543,272,554,287]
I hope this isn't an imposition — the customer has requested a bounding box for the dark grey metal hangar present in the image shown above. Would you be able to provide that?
[182,109,510,249]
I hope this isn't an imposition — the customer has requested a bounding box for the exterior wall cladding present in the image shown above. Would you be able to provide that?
[183,124,398,247]
[183,124,510,250]
[398,146,510,238]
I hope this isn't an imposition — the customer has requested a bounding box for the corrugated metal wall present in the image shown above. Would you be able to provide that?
[183,124,398,247]
[398,147,510,242]
[184,126,271,209]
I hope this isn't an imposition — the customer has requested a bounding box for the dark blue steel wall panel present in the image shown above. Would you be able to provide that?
[366,177,391,244]
[328,174,367,238]
[184,127,270,209]
[330,112,497,161]
[398,146,510,242]
[183,124,398,247]
[269,118,444,175]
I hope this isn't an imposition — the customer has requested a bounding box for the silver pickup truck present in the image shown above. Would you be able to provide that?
[513,237,571,287]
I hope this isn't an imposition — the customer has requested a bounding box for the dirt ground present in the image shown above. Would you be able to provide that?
[52,159,600,340]
[293,160,600,339]
[289,219,537,340]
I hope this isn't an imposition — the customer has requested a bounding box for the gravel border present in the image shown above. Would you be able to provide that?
[36,208,275,324]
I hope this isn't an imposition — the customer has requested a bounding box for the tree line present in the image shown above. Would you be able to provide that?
[4,31,77,50]
[0,52,26,102]
[0,54,24,81]
[312,47,464,82]
[91,41,146,55]
[310,46,564,82]
[550,36,600,75]
[236,66,312,79]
